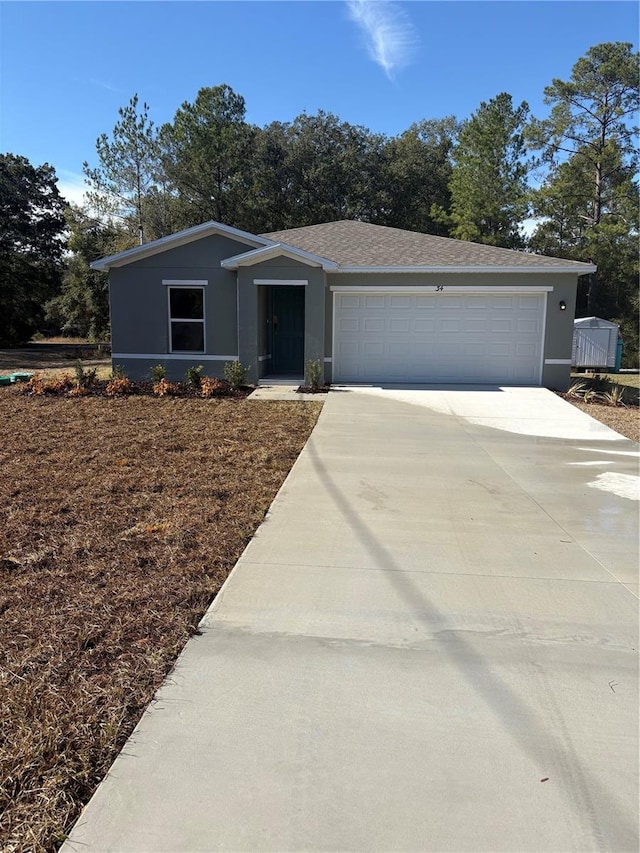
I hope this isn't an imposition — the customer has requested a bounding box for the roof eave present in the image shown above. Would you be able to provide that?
[332,264,597,274]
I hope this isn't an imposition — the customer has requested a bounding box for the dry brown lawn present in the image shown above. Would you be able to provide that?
[0,393,322,852]
[0,347,112,381]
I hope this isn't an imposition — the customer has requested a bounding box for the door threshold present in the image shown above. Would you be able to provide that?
[258,376,304,386]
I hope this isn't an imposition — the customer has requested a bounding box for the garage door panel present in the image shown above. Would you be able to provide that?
[334,292,544,384]
[338,341,360,356]
[390,295,412,309]
[440,296,462,308]
[364,318,385,332]
[389,342,410,355]
[517,318,540,333]
[338,295,360,309]
[516,342,538,358]
[490,341,511,357]
[465,343,487,358]
[338,319,359,333]
[518,295,540,309]
[489,318,513,333]
[414,318,436,332]
[464,318,489,332]
[492,296,515,309]
[365,295,385,308]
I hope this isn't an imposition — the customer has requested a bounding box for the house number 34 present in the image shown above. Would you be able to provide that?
[435,285,444,291]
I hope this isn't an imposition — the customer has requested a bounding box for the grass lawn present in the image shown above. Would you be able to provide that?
[607,373,640,389]
[0,346,112,380]
[571,371,640,389]
[0,393,322,852]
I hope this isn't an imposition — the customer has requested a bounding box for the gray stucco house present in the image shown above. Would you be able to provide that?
[92,220,595,390]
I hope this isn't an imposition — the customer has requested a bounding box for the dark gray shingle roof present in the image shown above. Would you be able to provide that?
[263,220,593,270]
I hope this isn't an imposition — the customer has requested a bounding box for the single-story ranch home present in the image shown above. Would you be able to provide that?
[92,220,596,390]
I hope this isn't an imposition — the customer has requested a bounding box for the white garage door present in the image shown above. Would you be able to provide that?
[333,291,545,384]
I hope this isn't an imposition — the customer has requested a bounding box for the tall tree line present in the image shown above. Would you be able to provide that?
[1,42,637,362]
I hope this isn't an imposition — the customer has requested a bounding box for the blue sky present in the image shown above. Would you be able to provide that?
[0,1,637,206]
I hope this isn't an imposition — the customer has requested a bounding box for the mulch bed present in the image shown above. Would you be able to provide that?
[0,395,322,852]
[11,374,250,400]
[297,384,331,394]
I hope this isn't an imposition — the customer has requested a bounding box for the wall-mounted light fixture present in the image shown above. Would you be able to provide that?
[559,300,567,311]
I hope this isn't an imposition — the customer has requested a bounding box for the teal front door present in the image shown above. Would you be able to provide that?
[272,287,305,374]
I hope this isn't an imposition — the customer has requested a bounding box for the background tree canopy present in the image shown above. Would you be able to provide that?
[528,41,639,364]
[3,42,638,361]
[0,154,66,346]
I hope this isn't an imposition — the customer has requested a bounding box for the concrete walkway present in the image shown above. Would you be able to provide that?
[63,387,639,852]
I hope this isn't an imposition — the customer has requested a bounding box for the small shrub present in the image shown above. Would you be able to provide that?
[305,359,322,390]
[150,364,166,383]
[26,373,75,395]
[105,376,134,397]
[111,364,126,379]
[153,378,179,397]
[68,385,89,397]
[201,376,229,398]
[567,381,587,398]
[24,375,45,395]
[74,360,97,388]
[185,365,203,391]
[602,385,627,407]
[223,360,248,390]
[585,373,610,392]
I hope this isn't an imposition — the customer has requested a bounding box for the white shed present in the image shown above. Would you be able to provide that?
[572,317,620,370]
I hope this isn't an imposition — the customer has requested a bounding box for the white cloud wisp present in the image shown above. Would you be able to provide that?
[346,0,417,80]
[57,171,89,208]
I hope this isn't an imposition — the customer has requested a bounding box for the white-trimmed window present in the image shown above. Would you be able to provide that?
[167,285,205,352]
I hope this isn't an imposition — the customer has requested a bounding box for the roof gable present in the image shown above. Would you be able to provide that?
[91,221,273,271]
[574,317,619,328]
[220,243,338,271]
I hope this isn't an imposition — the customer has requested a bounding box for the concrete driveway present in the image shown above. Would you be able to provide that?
[63,387,639,853]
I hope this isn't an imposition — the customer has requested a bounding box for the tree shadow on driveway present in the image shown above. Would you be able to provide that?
[306,439,636,852]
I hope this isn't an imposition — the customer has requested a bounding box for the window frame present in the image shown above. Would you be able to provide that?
[165,281,207,354]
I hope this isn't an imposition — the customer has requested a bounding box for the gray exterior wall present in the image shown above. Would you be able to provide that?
[109,235,250,380]
[107,231,581,390]
[237,258,326,384]
[324,271,580,390]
